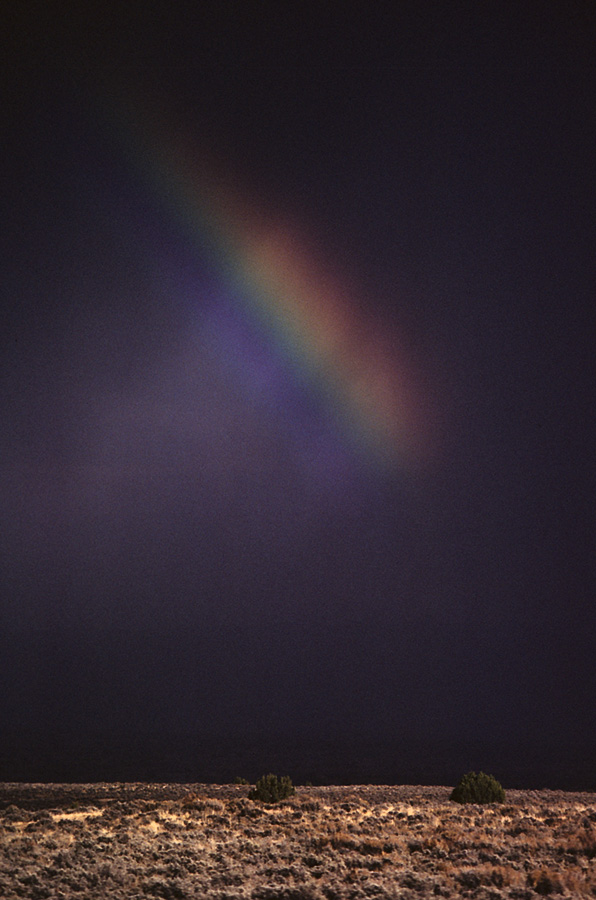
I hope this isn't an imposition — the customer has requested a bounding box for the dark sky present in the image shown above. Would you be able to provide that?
[1,3,595,787]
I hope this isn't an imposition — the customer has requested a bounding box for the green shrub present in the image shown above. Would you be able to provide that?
[450,771,505,804]
[233,776,249,785]
[248,774,295,803]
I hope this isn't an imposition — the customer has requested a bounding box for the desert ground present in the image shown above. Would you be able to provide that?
[1,782,595,898]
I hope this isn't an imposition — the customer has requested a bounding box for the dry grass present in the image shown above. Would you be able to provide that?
[0,783,595,898]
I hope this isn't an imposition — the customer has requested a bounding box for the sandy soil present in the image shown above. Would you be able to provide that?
[1,782,595,898]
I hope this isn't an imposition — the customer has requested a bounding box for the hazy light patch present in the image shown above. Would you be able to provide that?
[112,94,443,477]
[198,302,360,482]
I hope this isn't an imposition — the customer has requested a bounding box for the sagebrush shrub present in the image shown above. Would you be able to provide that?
[527,869,563,895]
[248,774,295,803]
[450,771,505,804]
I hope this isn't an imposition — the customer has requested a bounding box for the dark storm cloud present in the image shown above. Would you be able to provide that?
[1,2,595,786]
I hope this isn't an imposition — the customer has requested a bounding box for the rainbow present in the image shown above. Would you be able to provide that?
[115,96,439,473]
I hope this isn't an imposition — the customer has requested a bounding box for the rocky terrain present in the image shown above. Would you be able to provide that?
[1,782,595,898]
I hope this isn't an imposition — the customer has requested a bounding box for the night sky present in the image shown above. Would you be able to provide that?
[2,3,595,788]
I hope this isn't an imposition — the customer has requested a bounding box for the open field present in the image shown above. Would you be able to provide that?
[1,782,595,898]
